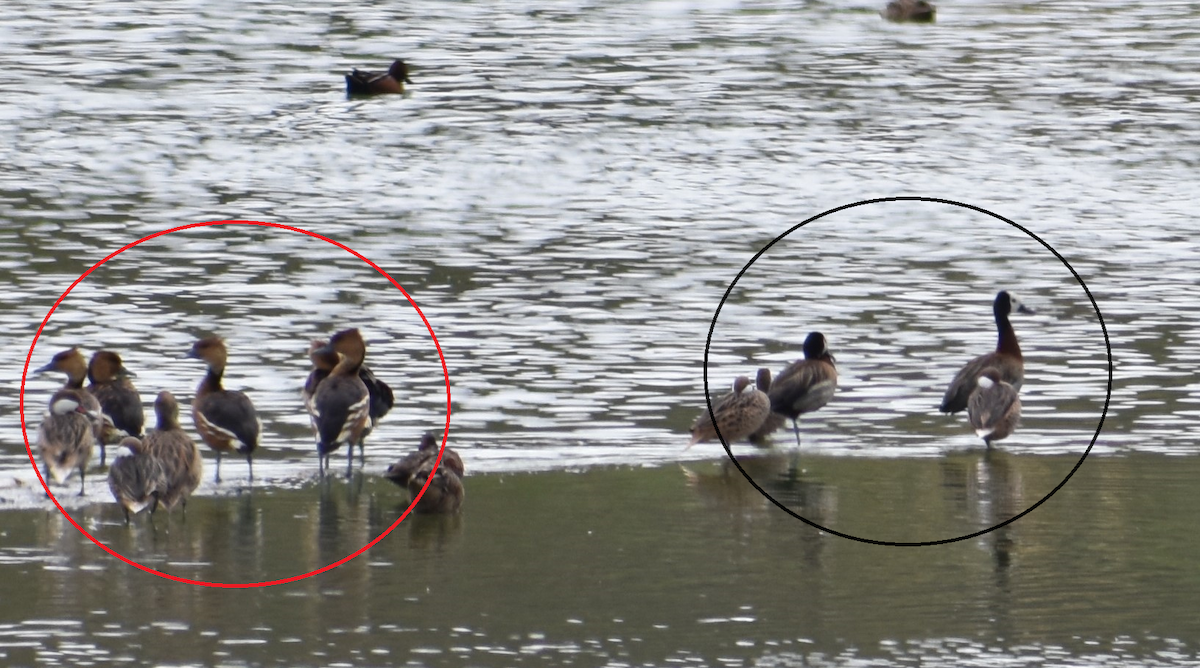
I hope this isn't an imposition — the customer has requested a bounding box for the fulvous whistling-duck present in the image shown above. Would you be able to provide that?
[967,367,1022,447]
[883,0,935,23]
[305,329,394,463]
[142,391,203,512]
[687,372,771,449]
[37,388,97,496]
[186,336,261,483]
[107,436,167,523]
[768,332,838,446]
[940,291,1033,414]
[309,329,371,476]
[87,350,145,447]
[385,431,465,514]
[345,59,412,96]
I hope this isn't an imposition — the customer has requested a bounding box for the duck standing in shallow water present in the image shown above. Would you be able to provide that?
[687,371,772,449]
[38,388,97,496]
[35,348,108,463]
[883,0,936,22]
[187,336,261,483]
[108,437,167,524]
[768,332,838,446]
[87,350,145,457]
[345,59,412,96]
[304,331,394,464]
[967,367,1021,447]
[142,391,203,513]
[385,432,465,514]
[749,367,786,444]
[939,291,1033,414]
[308,329,371,476]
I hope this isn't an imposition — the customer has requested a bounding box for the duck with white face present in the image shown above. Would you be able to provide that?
[940,291,1034,415]
[37,388,99,496]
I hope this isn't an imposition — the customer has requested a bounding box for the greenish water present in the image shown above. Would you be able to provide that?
[3,455,1200,667]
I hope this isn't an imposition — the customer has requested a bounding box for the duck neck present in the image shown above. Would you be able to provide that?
[199,366,225,394]
[996,314,1022,356]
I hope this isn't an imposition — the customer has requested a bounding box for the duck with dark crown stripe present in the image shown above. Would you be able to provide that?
[767,332,838,446]
[38,388,97,496]
[345,59,412,96]
[87,351,145,453]
[687,370,771,449]
[35,348,109,464]
[385,432,464,514]
[308,329,371,476]
[186,336,261,483]
[108,436,167,524]
[967,367,1022,447]
[939,291,1033,415]
[142,391,202,513]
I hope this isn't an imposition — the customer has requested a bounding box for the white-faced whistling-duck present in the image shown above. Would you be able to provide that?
[768,332,838,446]
[107,436,167,523]
[939,291,1033,415]
[142,391,203,513]
[385,431,465,514]
[345,59,412,96]
[309,329,371,476]
[967,367,1022,447]
[38,388,97,496]
[883,0,935,23]
[687,373,771,449]
[187,336,261,483]
[35,348,108,462]
[87,350,145,459]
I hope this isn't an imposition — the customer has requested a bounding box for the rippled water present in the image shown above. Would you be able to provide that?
[2,0,1198,664]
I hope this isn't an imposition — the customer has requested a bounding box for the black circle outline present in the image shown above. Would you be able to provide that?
[702,196,1112,547]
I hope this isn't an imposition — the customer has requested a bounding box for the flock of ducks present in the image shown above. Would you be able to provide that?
[32,328,465,524]
[690,291,1033,450]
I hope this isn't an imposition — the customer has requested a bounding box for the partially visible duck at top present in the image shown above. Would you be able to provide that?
[87,350,145,448]
[35,348,108,461]
[142,391,203,513]
[768,332,838,446]
[345,59,412,97]
[384,431,464,514]
[966,367,1022,448]
[749,366,786,444]
[37,388,97,496]
[308,329,371,476]
[686,370,772,449]
[939,291,1034,415]
[883,0,936,23]
[186,336,262,483]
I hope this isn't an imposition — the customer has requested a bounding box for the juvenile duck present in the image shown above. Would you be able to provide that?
[345,59,412,96]
[940,291,1033,414]
[37,388,97,496]
[769,332,838,446]
[87,350,145,446]
[187,336,261,483]
[967,367,1022,447]
[107,436,167,524]
[385,431,465,514]
[883,0,936,22]
[309,329,371,476]
[687,373,772,449]
[142,391,202,513]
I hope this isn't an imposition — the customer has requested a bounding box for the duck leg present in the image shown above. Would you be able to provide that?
[346,445,353,479]
[246,452,254,482]
[214,451,222,483]
[791,419,802,447]
[78,467,86,497]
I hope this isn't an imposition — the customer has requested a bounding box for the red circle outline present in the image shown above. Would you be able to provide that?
[19,220,452,587]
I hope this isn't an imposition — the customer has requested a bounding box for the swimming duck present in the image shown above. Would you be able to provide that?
[87,350,145,446]
[939,291,1033,414]
[187,336,262,483]
[687,373,772,449]
[967,367,1021,447]
[309,329,371,476]
[385,431,465,514]
[107,436,167,523]
[35,348,109,462]
[142,391,202,512]
[345,59,412,96]
[37,388,98,496]
[769,332,838,446]
[883,0,936,23]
